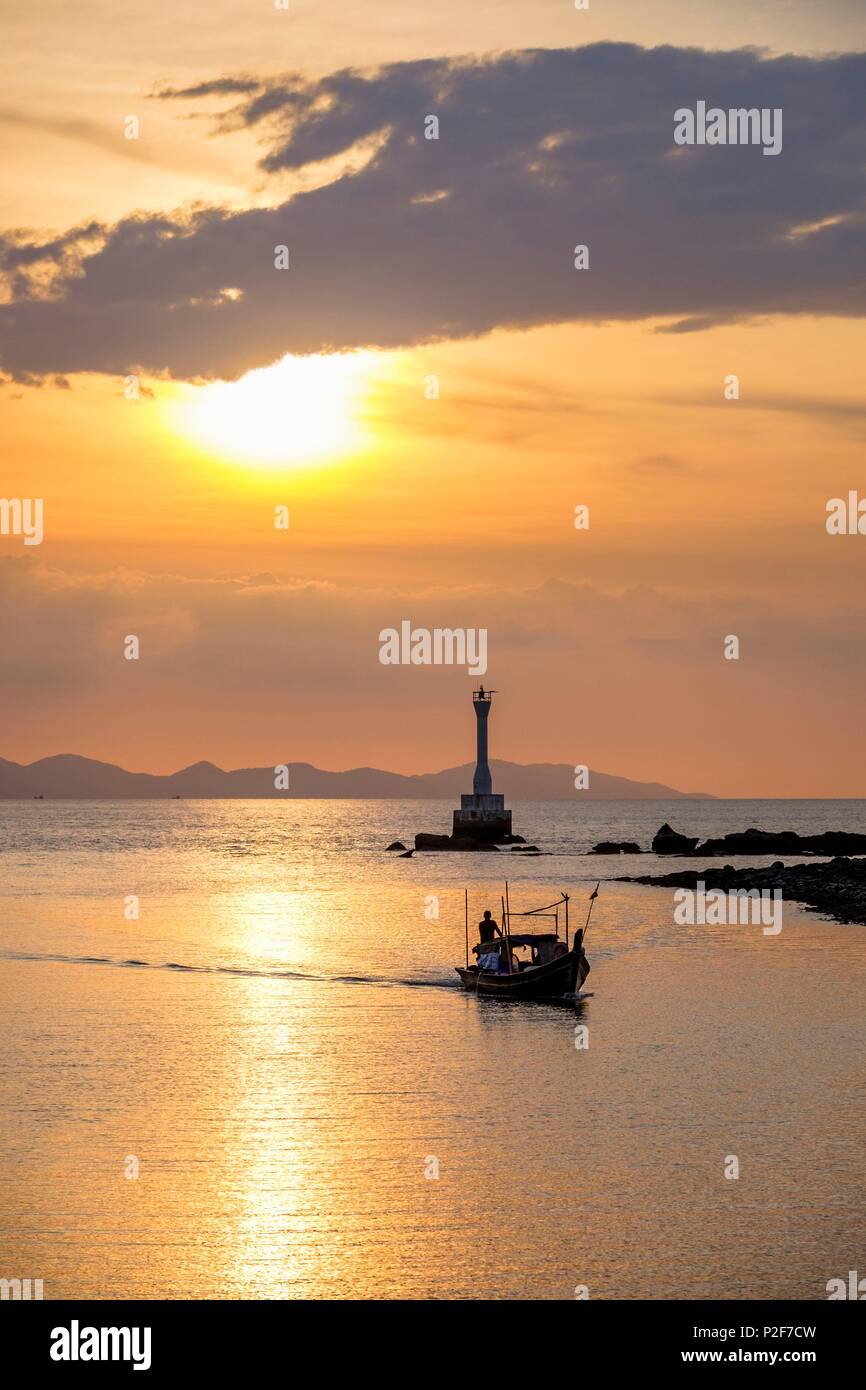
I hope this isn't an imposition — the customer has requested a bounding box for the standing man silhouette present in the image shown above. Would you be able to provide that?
[478,910,501,945]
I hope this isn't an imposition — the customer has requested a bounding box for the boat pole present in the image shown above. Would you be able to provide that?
[504,880,512,974]
[500,895,507,973]
[583,882,600,941]
[564,892,570,950]
[464,888,469,969]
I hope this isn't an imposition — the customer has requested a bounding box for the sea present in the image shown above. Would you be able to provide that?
[1,798,864,1300]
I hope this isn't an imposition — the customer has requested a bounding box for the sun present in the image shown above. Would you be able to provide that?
[177,352,372,467]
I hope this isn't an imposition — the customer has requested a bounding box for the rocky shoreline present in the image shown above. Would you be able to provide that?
[592,822,866,857]
[623,855,866,926]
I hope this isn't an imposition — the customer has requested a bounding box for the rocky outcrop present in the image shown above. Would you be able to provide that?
[385,841,407,851]
[592,841,642,854]
[649,824,866,857]
[651,823,699,854]
[415,833,452,850]
[693,828,866,856]
[624,855,866,927]
[414,832,499,852]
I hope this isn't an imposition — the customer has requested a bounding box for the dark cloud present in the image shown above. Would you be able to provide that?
[2,43,865,381]
[155,77,263,99]
[0,370,72,390]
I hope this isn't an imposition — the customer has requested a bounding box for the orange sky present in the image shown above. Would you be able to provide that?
[1,2,865,796]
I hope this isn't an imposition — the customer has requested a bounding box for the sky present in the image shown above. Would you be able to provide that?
[1,1,865,796]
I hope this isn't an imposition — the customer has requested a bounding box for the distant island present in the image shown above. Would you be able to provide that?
[0,754,713,800]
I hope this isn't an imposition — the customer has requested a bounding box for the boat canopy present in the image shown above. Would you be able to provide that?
[483,933,559,948]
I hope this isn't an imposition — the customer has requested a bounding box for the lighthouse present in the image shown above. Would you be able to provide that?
[452,686,513,843]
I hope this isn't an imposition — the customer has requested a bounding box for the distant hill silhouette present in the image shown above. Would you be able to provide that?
[0,754,713,799]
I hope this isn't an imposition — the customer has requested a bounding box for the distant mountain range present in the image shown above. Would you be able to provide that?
[0,755,713,800]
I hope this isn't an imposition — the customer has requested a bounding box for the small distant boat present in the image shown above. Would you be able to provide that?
[455,883,596,1002]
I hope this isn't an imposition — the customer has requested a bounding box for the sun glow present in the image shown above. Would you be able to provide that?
[178,353,372,467]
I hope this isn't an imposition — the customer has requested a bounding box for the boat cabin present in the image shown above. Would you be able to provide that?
[476,933,568,972]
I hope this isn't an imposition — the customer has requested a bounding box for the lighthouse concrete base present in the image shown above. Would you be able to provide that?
[452,793,513,844]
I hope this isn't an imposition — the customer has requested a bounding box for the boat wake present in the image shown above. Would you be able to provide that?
[0,948,462,992]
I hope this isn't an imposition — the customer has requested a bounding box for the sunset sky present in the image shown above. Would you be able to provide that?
[1,1,865,796]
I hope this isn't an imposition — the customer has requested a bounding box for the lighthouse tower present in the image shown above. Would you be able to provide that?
[452,687,513,843]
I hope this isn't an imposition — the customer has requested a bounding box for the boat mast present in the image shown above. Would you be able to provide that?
[583,882,600,941]
[500,894,506,971]
[464,888,469,969]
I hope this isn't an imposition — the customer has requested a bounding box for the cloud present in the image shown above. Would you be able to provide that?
[1,43,865,381]
[0,369,71,389]
[155,77,263,100]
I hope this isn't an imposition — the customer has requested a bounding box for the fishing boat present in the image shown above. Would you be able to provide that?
[455,882,596,1001]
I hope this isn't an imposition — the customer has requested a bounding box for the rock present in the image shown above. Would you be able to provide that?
[415,833,453,850]
[386,841,407,852]
[592,840,642,854]
[398,849,414,858]
[693,828,866,856]
[695,828,800,855]
[510,845,540,852]
[500,833,526,844]
[414,832,500,851]
[652,823,699,855]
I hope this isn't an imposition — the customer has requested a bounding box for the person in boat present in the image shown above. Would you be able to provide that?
[497,946,521,974]
[478,910,501,945]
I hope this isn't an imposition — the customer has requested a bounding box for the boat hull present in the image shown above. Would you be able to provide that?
[455,948,586,1000]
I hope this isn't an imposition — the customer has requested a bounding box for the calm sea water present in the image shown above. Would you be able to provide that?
[1,798,864,1300]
